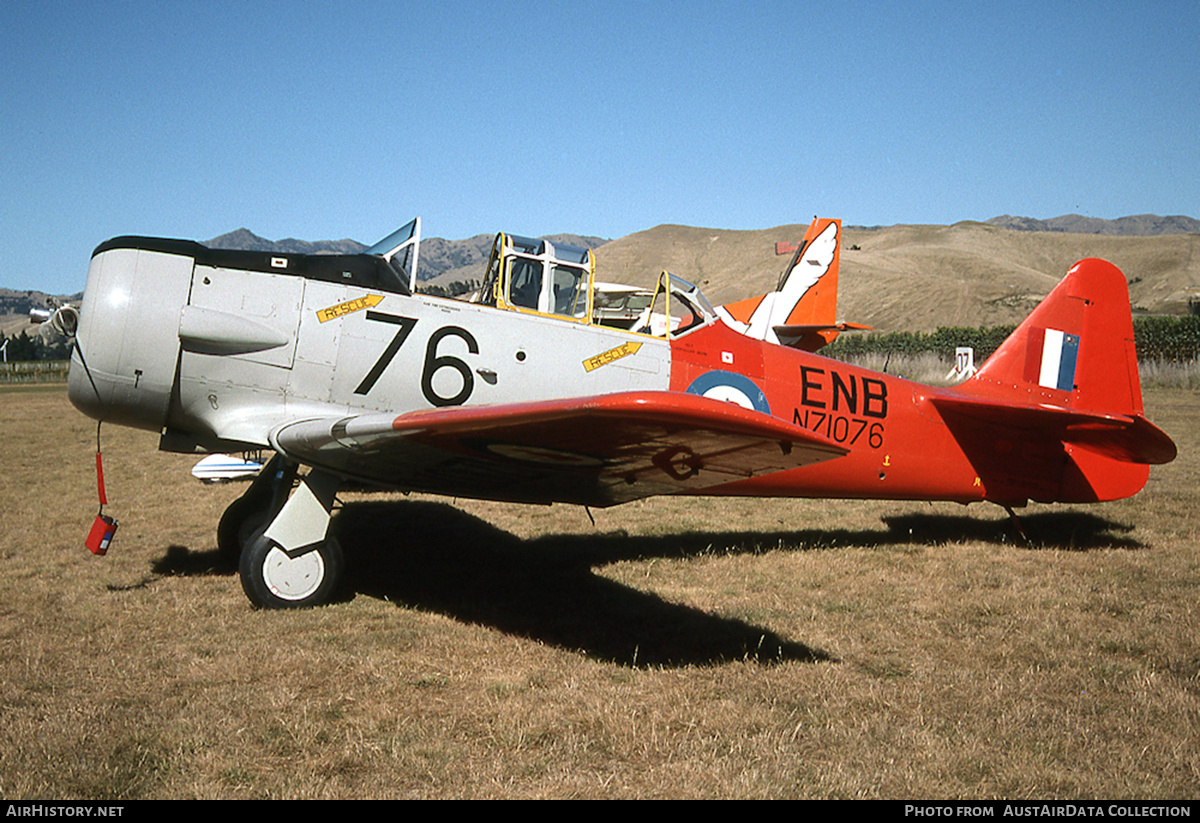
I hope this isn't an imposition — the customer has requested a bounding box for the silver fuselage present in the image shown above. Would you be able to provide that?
[70,241,672,455]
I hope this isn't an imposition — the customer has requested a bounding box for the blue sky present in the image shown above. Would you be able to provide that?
[2,0,1197,293]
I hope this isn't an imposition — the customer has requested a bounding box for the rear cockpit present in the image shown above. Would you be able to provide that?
[634,271,718,337]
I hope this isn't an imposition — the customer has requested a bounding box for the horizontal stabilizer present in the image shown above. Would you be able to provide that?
[931,393,1176,465]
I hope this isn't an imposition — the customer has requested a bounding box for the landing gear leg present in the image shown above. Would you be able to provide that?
[238,468,344,609]
[216,455,294,568]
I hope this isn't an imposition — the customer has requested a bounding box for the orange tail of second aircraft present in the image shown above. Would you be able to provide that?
[717,217,868,351]
[931,258,1175,504]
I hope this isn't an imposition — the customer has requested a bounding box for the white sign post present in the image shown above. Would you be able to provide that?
[946,346,976,381]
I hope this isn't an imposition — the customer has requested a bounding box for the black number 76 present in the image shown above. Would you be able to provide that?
[354,311,480,407]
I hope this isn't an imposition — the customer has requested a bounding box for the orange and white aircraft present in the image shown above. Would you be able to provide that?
[64,216,1175,609]
[717,218,871,351]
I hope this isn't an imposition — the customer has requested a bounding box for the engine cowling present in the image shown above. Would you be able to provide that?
[69,241,194,433]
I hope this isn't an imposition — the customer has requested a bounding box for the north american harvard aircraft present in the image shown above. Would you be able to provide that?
[65,215,1176,609]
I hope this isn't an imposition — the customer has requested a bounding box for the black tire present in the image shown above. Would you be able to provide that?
[238,531,344,609]
[215,455,289,568]
[216,495,268,568]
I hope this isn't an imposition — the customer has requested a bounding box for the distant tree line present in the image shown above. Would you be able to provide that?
[1132,315,1200,362]
[823,315,1200,364]
[1,329,71,362]
[824,325,1017,363]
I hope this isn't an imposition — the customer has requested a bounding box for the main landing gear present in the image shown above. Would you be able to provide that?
[217,456,344,609]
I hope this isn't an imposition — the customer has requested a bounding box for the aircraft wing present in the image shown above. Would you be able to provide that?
[270,391,848,507]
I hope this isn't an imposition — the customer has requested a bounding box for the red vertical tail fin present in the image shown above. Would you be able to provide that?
[938,259,1174,504]
[965,258,1143,416]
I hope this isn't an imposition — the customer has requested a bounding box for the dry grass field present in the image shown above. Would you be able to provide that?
[1,384,1197,799]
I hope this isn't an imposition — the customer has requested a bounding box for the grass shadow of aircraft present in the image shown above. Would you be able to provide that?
[879,510,1143,551]
[332,499,830,669]
[150,500,1142,666]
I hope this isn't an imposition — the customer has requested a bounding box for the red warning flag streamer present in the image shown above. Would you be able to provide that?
[94,421,108,511]
[96,451,108,508]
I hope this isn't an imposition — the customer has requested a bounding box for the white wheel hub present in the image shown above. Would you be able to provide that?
[262,546,325,601]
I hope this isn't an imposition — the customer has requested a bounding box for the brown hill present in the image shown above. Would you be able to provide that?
[593,221,1200,332]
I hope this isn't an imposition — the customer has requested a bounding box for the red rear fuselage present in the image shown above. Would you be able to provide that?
[668,258,1173,507]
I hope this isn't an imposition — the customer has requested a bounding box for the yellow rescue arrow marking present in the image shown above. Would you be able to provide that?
[583,341,643,372]
[317,294,385,323]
